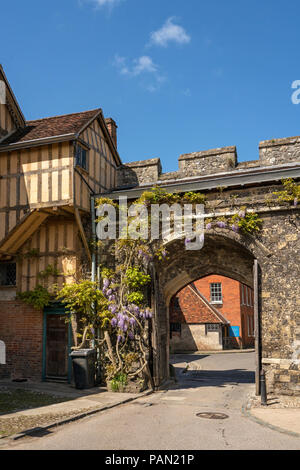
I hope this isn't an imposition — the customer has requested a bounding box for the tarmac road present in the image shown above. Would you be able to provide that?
[5,351,300,450]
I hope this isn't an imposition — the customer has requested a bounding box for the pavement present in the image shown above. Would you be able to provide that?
[245,398,300,438]
[0,379,152,442]
[0,351,300,449]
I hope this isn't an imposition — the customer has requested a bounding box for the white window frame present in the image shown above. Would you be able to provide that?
[210,283,223,304]
[206,324,220,334]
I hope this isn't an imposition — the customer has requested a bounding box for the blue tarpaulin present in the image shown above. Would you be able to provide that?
[229,326,240,337]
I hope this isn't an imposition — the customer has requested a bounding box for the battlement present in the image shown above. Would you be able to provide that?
[116,136,300,188]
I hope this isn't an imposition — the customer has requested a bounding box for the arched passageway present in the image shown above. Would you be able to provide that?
[151,231,263,391]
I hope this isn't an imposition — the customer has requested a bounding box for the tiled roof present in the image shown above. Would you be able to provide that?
[189,284,229,324]
[171,284,228,324]
[0,109,101,145]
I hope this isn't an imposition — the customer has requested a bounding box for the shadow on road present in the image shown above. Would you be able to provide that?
[170,354,209,365]
[172,366,255,389]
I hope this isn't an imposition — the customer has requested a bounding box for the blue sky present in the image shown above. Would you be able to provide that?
[2,0,300,172]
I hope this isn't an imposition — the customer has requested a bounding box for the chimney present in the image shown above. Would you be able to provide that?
[105,117,118,149]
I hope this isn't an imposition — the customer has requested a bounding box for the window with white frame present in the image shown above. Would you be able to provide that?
[206,324,220,334]
[210,283,222,303]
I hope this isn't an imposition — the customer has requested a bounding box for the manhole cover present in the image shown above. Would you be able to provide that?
[196,412,229,420]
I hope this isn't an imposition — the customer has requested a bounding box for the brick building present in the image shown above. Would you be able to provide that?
[170,275,255,352]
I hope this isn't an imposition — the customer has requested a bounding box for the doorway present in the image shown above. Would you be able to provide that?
[42,307,72,382]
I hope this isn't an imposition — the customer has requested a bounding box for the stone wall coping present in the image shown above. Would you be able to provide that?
[121,158,161,169]
[262,358,293,365]
[179,146,237,161]
[259,136,300,148]
[236,160,260,169]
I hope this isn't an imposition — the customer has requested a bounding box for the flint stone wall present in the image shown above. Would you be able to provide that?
[150,183,300,395]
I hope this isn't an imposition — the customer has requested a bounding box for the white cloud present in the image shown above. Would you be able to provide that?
[132,56,158,75]
[87,0,123,9]
[113,55,166,92]
[114,55,158,77]
[149,17,191,47]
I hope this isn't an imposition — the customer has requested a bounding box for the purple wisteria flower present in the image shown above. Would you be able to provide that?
[206,223,212,230]
[294,197,298,207]
[217,221,226,228]
[90,327,95,335]
[109,304,117,314]
[128,331,134,340]
[111,317,118,328]
[238,211,246,219]
[103,278,110,288]
[129,317,136,326]
[231,224,239,233]
[161,250,167,258]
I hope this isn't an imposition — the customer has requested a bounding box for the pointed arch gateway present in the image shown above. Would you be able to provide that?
[151,230,267,394]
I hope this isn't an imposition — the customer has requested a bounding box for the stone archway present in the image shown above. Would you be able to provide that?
[151,231,266,388]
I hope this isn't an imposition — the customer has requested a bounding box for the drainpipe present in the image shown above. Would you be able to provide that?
[91,196,102,383]
[90,195,96,283]
[90,195,97,350]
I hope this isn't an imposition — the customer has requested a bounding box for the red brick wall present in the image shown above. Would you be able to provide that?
[194,275,242,327]
[0,300,43,380]
[170,285,220,324]
[170,275,254,349]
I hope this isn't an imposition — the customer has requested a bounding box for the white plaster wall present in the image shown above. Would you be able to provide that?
[170,324,223,352]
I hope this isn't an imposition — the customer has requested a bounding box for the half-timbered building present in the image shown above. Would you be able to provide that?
[0,65,120,381]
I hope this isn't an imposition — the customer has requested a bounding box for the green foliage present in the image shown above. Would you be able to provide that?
[17,285,51,310]
[56,280,108,325]
[95,197,118,208]
[126,291,145,306]
[273,178,300,205]
[137,187,206,206]
[231,212,262,234]
[125,267,151,290]
[101,267,115,281]
[182,192,206,204]
[24,249,40,259]
[38,264,60,279]
[110,373,127,392]
[155,246,169,261]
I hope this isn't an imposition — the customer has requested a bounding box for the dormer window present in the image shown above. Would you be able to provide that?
[75,144,88,171]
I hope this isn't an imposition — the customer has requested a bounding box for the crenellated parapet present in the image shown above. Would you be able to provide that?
[116,136,300,188]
